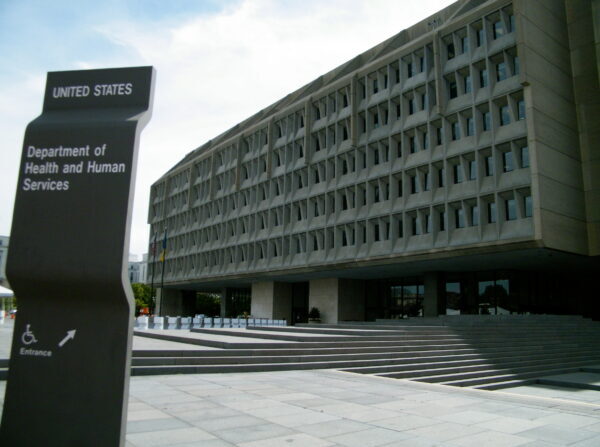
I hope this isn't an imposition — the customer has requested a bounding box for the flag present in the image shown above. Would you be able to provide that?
[159,228,168,262]
[150,232,157,258]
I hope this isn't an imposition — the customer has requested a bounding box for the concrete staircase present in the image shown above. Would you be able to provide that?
[132,316,600,390]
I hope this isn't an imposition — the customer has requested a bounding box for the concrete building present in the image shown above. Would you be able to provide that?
[148,0,599,323]
[0,236,8,288]
[128,254,149,284]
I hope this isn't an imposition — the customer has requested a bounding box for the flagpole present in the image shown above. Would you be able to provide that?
[149,232,157,314]
[159,228,167,316]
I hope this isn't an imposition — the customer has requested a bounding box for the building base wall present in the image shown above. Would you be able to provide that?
[251,281,293,321]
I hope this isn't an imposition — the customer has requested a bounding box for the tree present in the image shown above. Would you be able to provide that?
[131,283,152,314]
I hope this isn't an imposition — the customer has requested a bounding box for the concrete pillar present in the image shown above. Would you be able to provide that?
[309,278,340,324]
[251,281,292,321]
[309,278,366,324]
[423,272,445,317]
[220,288,227,317]
[157,288,184,316]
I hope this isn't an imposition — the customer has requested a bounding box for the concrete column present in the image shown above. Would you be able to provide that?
[157,288,184,316]
[309,278,366,324]
[251,281,292,321]
[309,278,340,324]
[220,288,227,317]
[423,272,445,317]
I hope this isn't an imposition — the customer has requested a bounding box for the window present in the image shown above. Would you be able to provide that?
[447,42,456,60]
[373,113,379,129]
[480,69,489,87]
[500,105,510,126]
[439,211,447,231]
[423,172,431,191]
[496,62,507,82]
[502,151,514,172]
[466,117,475,136]
[518,100,526,120]
[488,202,497,223]
[410,175,419,194]
[464,75,472,94]
[505,198,517,220]
[451,121,461,140]
[455,208,465,228]
[477,28,485,47]
[485,155,494,176]
[471,205,479,226]
[493,20,504,39]
[453,164,464,183]
[520,146,530,168]
[524,195,533,217]
[410,136,417,154]
[412,217,421,235]
[469,159,477,180]
[449,81,458,99]
[483,111,491,131]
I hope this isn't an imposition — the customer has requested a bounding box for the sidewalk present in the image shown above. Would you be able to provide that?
[1,321,599,446]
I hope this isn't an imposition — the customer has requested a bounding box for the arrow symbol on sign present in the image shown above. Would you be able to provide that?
[58,330,77,348]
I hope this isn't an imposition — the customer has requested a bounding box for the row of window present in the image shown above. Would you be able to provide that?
[157,190,533,272]
[171,128,529,212]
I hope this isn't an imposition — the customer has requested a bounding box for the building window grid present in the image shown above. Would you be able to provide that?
[159,20,531,277]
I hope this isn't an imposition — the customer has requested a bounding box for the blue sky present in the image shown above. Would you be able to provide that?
[0,0,455,257]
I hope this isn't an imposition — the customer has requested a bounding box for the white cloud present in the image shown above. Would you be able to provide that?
[0,0,455,256]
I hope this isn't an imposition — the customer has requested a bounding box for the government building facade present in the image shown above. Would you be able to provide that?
[148,0,600,323]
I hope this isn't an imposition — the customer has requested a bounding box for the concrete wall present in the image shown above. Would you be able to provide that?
[517,0,589,254]
[566,0,600,256]
[251,282,275,318]
[309,278,341,324]
[272,282,293,321]
[251,281,292,321]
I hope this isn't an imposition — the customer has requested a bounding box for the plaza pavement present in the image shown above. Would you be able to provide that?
[1,319,599,446]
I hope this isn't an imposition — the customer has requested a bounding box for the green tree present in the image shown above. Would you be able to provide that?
[131,283,152,314]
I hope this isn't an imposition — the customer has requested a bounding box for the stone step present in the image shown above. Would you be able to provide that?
[415,358,600,387]
[252,324,600,338]
[375,353,600,380]
[342,348,600,375]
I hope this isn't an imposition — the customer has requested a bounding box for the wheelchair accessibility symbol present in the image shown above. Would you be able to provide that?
[21,324,38,345]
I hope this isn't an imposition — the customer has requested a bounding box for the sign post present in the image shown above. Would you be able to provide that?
[0,66,155,446]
